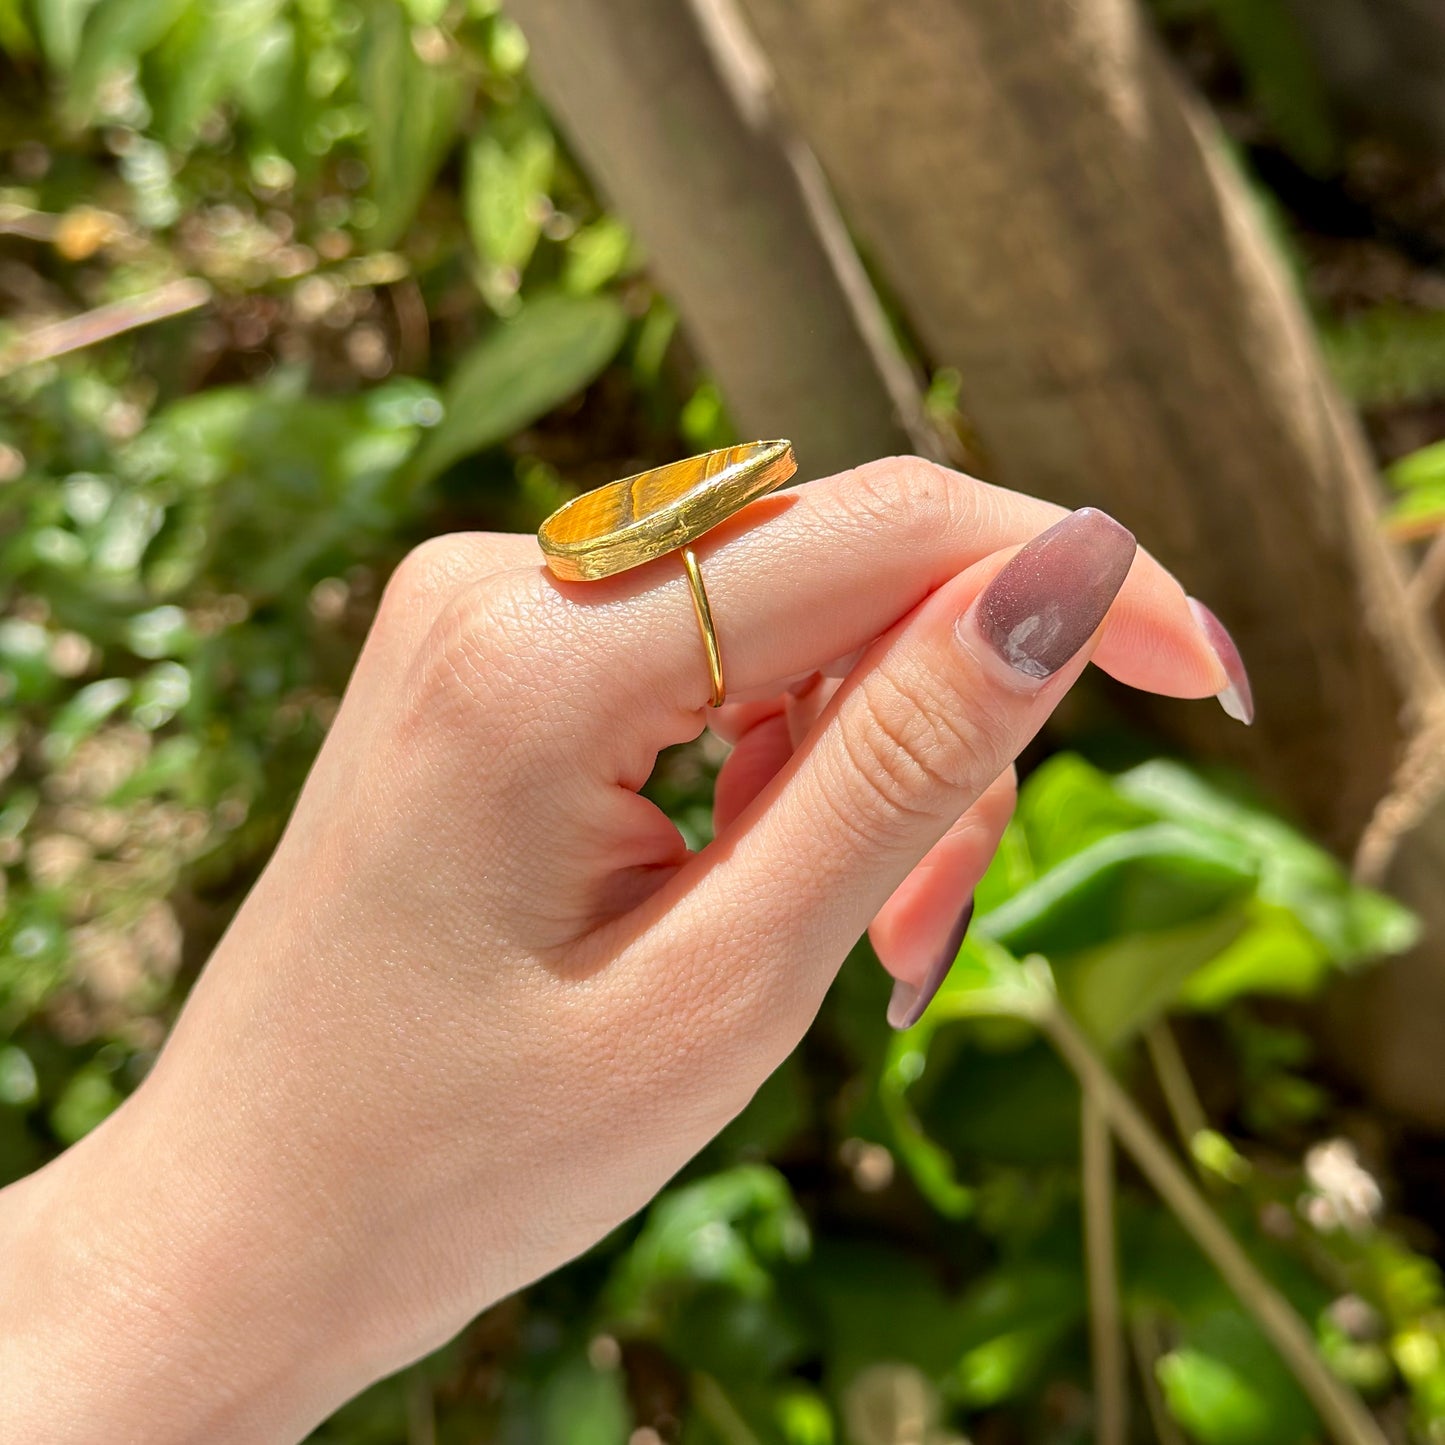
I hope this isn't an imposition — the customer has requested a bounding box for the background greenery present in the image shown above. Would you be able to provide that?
[3,1,1445,1441]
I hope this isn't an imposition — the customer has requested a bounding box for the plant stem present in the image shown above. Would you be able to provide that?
[691,1372,765,1445]
[1129,1312,1188,1445]
[1041,1003,1386,1445]
[405,1370,436,1445]
[1082,1090,1127,1445]
[1408,528,1445,613]
[0,278,211,377]
[1144,1019,1208,1153]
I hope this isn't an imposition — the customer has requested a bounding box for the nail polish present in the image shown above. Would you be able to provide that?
[888,898,975,1030]
[1188,598,1255,726]
[973,509,1137,679]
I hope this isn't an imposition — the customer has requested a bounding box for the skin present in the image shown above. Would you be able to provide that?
[0,457,1236,1443]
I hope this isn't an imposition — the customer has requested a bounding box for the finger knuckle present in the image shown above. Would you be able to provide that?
[840,455,978,547]
[842,662,999,825]
[382,534,477,614]
[405,574,531,728]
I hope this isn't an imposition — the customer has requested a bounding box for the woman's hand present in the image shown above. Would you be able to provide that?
[0,457,1247,1443]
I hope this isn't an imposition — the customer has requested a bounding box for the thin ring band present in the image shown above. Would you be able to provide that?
[535,440,798,708]
[680,545,726,707]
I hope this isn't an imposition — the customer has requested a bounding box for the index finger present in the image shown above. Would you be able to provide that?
[491,456,1239,731]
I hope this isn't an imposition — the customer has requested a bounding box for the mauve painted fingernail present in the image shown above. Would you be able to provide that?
[1188,597,1255,726]
[973,509,1137,679]
[887,898,975,1030]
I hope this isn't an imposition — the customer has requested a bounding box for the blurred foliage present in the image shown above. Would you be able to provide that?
[2,2,1445,1443]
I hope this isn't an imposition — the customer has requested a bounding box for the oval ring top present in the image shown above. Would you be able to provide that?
[537,440,797,582]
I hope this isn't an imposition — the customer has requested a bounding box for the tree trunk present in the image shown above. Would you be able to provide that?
[734,0,1440,842]
[504,0,929,478]
[726,0,1445,1124]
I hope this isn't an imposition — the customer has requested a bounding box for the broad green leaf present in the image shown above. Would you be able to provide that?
[1383,439,1445,535]
[608,1167,811,1383]
[977,823,1258,958]
[0,0,34,57]
[50,1063,123,1144]
[803,1240,977,1383]
[465,113,555,279]
[43,677,132,763]
[357,0,467,248]
[1158,1312,1318,1445]
[0,1046,38,1107]
[955,1325,1070,1410]
[1060,906,1251,1045]
[407,292,628,488]
[1389,439,1445,495]
[1013,752,1156,874]
[974,814,1036,914]
[880,938,1053,1211]
[1181,903,1331,1009]
[923,1036,1081,1169]
[1116,761,1419,966]
[774,1387,833,1445]
[65,0,192,127]
[0,618,57,703]
[108,734,204,804]
[32,0,101,70]
[565,216,635,295]
[608,1165,810,1319]
[145,0,284,148]
[536,1352,630,1445]
[131,660,191,729]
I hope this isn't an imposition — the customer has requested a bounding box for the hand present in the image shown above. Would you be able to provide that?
[0,457,1244,1442]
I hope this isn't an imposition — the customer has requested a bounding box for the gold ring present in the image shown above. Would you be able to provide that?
[537,440,797,707]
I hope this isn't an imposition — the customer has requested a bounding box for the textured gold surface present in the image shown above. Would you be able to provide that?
[537,440,796,581]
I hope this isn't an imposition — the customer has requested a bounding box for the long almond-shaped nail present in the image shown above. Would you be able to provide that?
[973,509,1137,678]
[888,898,975,1030]
[1188,598,1255,726]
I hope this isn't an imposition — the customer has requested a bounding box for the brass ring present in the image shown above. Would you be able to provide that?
[537,440,797,707]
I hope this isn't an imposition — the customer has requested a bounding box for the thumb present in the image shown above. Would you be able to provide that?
[628,508,1137,1054]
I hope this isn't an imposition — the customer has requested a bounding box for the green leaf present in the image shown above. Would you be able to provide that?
[131,660,191,730]
[65,0,192,127]
[1060,906,1251,1045]
[1158,1312,1318,1445]
[1181,903,1331,1009]
[536,1352,630,1445]
[43,677,133,763]
[145,0,285,148]
[1389,439,1445,494]
[356,0,467,248]
[406,292,628,488]
[465,112,555,278]
[0,0,35,57]
[32,0,101,70]
[1013,752,1157,875]
[1116,761,1419,967]
[879,937,1053,1212]
[609,1166,809,1319]
[565,216,636,295]
[50,1063,123,1144]
[977,823,1258,959]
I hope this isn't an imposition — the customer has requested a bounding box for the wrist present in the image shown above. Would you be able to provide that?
[0,1080,386,1443]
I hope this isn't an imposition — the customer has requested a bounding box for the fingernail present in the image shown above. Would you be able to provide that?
[1188,598,1254,726]
[972,509,1137,679]
[887,898,975,1030]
